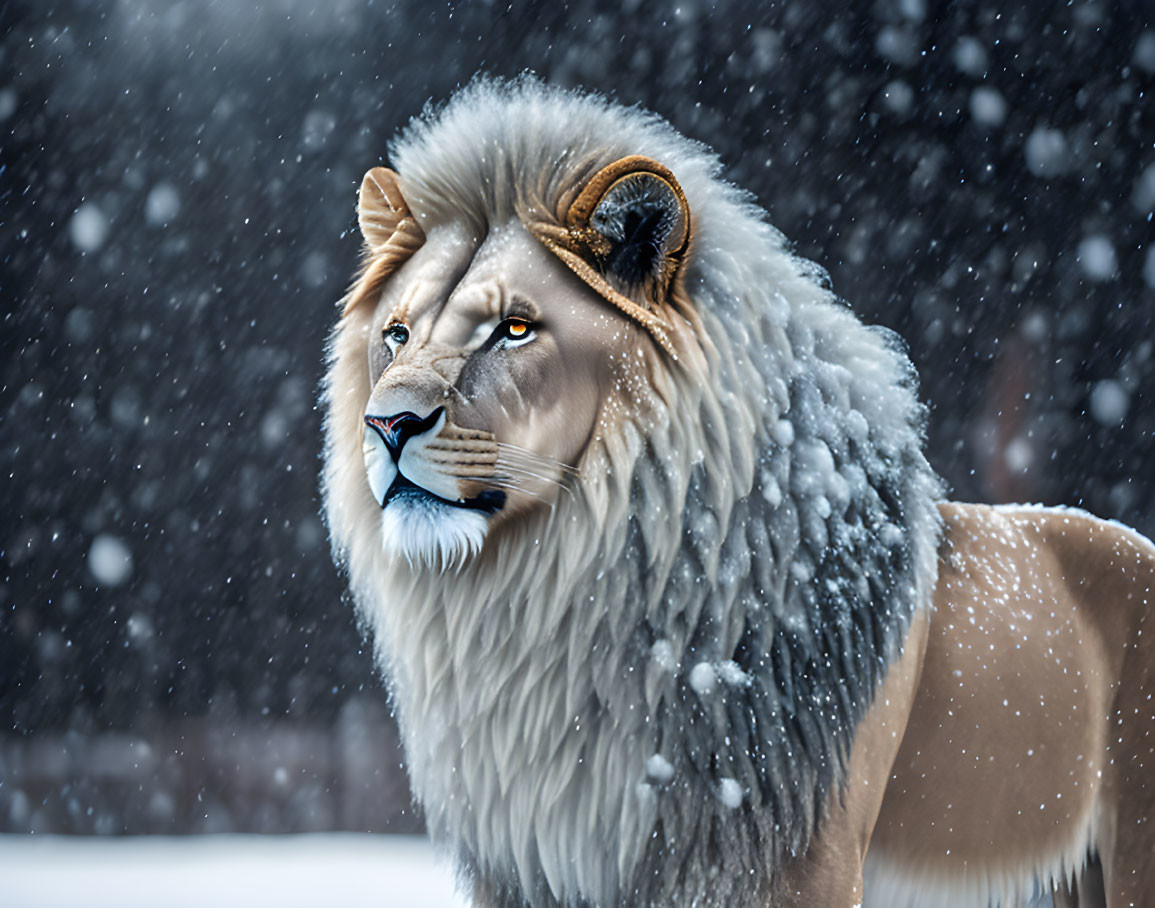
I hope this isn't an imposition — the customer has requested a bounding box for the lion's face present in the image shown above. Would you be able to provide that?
[340,155,694,567]
[359,220,632,564]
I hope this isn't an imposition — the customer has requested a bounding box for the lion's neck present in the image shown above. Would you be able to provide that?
[359,301,944,906]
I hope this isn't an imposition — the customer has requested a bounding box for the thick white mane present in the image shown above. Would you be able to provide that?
[322,77,943,907]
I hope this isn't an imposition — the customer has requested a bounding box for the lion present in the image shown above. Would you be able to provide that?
[321,78,1155,907]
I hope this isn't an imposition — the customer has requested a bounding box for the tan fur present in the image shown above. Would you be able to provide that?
[754,501,1155,908]
[321,80,1154,907]
[865,503,1155,908]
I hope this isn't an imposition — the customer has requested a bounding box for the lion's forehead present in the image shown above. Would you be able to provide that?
[376,218,616,351]
[373,222,477,327]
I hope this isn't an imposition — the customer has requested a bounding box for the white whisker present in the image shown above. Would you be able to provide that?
[494,466,577,499]
[458,475,559,504]
[493,462,569,487]
[495,442,580,476]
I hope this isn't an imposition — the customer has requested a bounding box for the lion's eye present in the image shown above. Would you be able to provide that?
[382,322,410,360]
[500,318,534,347]
[385,323,410,345]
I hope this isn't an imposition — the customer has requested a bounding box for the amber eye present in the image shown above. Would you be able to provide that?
[493,317,535,349]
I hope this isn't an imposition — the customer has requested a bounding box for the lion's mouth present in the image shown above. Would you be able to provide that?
[363,416,506,517]
[382,474,506,515]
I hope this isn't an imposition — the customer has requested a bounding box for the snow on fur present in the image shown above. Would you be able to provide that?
[322,76,943,907]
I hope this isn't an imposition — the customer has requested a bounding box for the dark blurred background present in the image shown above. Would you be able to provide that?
[2,0,1152,836]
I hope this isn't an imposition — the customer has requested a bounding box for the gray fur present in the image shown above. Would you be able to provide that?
[322,76,943,907]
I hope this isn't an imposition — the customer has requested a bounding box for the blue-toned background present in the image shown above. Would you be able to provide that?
[3,0,1152,836]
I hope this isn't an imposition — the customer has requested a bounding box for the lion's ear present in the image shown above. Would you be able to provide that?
[530,156,690,356]
[568,156,690,293]
[358,167,408,249]
[345,168,426,317]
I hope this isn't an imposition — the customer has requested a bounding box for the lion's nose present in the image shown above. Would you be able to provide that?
[364,407,444,462]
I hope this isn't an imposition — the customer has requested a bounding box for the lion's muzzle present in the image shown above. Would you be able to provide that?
[363,407,444,508]
[363,408,506,515]
[366,408,444,462]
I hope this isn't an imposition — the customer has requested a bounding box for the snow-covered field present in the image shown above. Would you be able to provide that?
[1,833,1062,907]
[0,833,467,908]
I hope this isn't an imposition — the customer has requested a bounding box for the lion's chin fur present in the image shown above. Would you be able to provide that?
[380,497,489,569]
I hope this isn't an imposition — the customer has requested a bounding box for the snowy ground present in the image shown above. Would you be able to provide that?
[0,833,467,908]
[0,831,1062,906]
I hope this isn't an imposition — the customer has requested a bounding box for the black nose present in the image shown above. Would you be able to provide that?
[365,407,444,461]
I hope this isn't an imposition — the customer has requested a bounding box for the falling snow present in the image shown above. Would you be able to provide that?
[0,87,18,121]
[1089,380,1130,426]
[68,202,110,253]
[1076,234,1118,281]
[1134,30,1155,73]
[3,3,1152,890]
[968,86,1006,127]
[1133,164,1155,215]
[1023,126,1069,178]
[145,182,182,226]
[952,36,988,76]
[87,534,134,587]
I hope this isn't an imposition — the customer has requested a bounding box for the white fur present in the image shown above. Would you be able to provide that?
[361,425,395,506]
[362,396,488,567]
[379,495,488,569]
[864,800,1099,907]
[322,77,944,907]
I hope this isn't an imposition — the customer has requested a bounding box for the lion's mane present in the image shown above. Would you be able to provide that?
[322,77,943,907]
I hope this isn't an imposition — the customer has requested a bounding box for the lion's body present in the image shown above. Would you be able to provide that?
[867,503,1155,907]
[321,79,1154,907]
